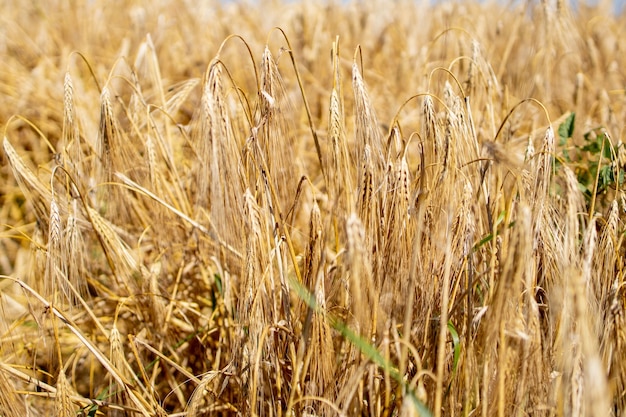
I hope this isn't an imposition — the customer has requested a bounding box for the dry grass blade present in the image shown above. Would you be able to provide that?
[3,137,53,228]
[115,172,243,260]
[86,206,141,296]
[0,362,138,414]
[4,277,154,416]
[186,371,220,417]
[258,45,299,210]
[196,62,245,254]
[165,78,200,116]
[132,336,201,385]
[0,367,25,417]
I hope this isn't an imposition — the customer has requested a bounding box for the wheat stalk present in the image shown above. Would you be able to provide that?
[54,370,75,417]
[0,367,25,417]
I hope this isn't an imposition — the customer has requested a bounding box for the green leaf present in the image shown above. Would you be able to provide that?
[332,320,401,381]
[494,210,506,228]
[562,148,571,163]
[581,137,601,154]
[583,129,596,143]
[577,181,592,197]
[289,276,317,310]
[445,320,461,396]
[602,135,613,159]
[558,112,575,143]
[447,321,460,374]
[332,320,432,416]
[87,405,99,417]
[289,277,433,417]
[473,233,492,251]
[214,273,223,295]
[473,210,507,251]
[599,165,614,191]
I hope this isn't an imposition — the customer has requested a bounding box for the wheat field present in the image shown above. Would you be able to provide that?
[1,0,626,416]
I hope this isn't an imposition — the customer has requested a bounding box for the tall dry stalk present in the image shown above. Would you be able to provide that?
[195,61,247,266]
[0,368,25,417]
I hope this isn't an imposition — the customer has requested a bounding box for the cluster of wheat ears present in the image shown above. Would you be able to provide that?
[1,0,626,416]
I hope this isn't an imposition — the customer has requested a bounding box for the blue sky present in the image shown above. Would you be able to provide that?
[565,0,625,13]
[460,0,625,14]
